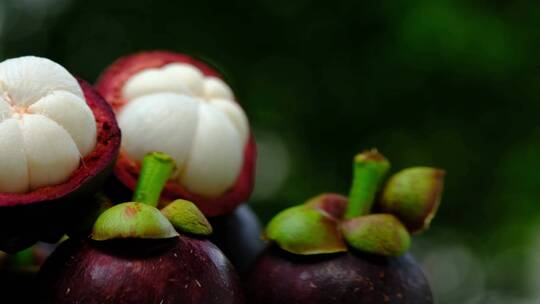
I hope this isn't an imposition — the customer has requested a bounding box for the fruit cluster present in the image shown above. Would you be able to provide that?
[0,52,445,304]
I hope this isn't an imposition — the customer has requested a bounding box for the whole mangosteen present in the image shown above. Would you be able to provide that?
[247,150,445,304]
[0,56,121,252]
[39,152,244,304]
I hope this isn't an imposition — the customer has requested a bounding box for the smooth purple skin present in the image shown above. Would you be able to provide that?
[209,205,264,275]
[38,237,244,304]
[247,246,433,304]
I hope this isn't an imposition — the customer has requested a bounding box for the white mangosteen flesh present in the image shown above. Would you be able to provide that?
[120,63,248,198]
[0,56,97,193]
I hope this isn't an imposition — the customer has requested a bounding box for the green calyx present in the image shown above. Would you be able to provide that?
[265,203,347,255]
[91,152,212,241]
[379,167,445,233]
[342,214,411,257]
[161,199,213,236]
[265,149,445,258]
[91,202,179,241]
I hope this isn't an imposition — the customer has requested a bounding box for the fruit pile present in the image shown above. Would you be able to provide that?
[0,52,445,304]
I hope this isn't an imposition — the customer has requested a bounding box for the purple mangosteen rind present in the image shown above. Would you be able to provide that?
[39,236,244,304]
[265,149,445,258]
[247,245,433,304]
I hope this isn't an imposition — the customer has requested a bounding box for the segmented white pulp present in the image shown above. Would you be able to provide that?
[120,63,249,198]
[0,56,97,193]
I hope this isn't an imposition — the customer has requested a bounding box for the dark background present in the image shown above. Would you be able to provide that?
[1,0,540,302]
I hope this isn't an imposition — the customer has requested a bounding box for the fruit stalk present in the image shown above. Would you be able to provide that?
[132,152,175,207]
[345,150,390,219]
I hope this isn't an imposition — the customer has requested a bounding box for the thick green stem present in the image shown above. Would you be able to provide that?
[133,152,176,207]
[345,150,390,219]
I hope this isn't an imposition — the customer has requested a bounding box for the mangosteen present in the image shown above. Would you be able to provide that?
[95,50,262,271]
[247,150,445,304]
[0,56,121,252]
[39,152,244,304]
[95,51,256,217]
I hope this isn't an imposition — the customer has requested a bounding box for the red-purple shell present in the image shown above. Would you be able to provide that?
[247,246,433,304]
[39,237,244,304]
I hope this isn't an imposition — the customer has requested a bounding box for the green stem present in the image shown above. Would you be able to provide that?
[345,150,390,219]
[133,152,176,207]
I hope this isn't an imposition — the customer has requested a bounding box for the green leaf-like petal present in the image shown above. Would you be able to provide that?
[161,199,212,236]
[379,167,445,233]
[266,205,347,255]
[342,214,411,257]
[92,202,179,241]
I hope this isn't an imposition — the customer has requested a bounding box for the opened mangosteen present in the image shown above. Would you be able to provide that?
[247,150,445,304]
[95,51,262,271]
[95,51,256,217]
[0,56,121,252]
[39,152,244,304]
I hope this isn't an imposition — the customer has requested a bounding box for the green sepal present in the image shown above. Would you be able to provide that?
[379,167,445,233]
[92,202,179,241]
[341,214,411,257]
[265,205,347,255]
[161,199,213,236]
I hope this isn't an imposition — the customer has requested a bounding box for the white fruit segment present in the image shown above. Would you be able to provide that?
[29,91,97,156]
[120,62,249,197]
[118,93,199,168]
[180,103,243,197]
[21,115,80,190]
[0,56,97,193]
[0,56,84,106]
[204,77,234,100]
[0,119,29,193]
[0,97,12,122]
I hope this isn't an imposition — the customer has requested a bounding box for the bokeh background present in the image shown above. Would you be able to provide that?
[1,0,539,302]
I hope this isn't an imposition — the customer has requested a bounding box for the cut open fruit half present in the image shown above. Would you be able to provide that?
[96,51,256,216]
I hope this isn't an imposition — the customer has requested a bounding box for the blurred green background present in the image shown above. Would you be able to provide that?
[1,0,539,302]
